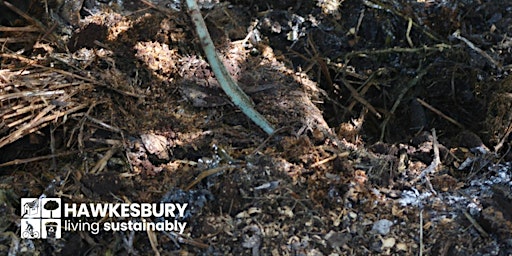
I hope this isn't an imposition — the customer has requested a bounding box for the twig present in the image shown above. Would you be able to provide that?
[343,72,376,119]
[452,30,502,70]
[89,146,119,174]
[344,44,450,62]
[354,8,365,38]
[362,0,443,42]
[141,0,174,15]
[0,151,79,167]
[164,231,210,249]
[419,209,423,256]
[86,116,123,133]
[0,93,87,148]
[184,165,235,190]
[415,98,464,129]
[494,121,512,152]
[310,152,349,168]
[249,126,291,157]
[50,124,57,170]
[146,226,161,256]
[0,38,36,43]
[184,0,275,134]
[380,67,429,141]
[0,53,144,98]
[339,78,381,119]
[406,18,414,47]
[2,1,63,47]
[0,90,65,101]
[4,103,46,120]
[430,128,440,168]
[411,128,440,195]
[462,210,489,238]
[0,25,39,32]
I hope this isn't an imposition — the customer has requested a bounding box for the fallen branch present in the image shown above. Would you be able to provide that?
[184,0,275,134]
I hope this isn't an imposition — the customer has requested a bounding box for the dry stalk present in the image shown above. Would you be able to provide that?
[184,0,275,134]
[0,150,79,167]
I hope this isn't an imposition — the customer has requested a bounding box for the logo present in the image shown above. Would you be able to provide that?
[20,198,62,239]
[20,197,188,239]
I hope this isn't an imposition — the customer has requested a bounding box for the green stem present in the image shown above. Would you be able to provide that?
[185,0,275,134]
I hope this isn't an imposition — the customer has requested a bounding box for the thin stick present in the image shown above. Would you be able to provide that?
[0,25,39,32]
[146,227,161,256]
[380,67,429,141]
[87,116,123,133]
[310,152,349,168]
[2,102,48,120]
[346,72,374,108]
[50,124,57,170]
[184,0,275,134]
[452,30,502,70]
[0,53,144,98]
[344,44,450,61]
[339,78,381,118]
[462,210,489,238]
[412,128,441,194]
[249,126,291,156]
[89,146,118,174]
[494,121,512,152]
[406,18,414,47]
[2,1,62,46]
[0,102,88,148]
[362,0,442,42]
[0,90,66,101]
[416,98,464,129]
[185,165,235,190]
[0,38,35,43]
[432,128,440,166]
[0,151,79,167]
[419,209,423,256]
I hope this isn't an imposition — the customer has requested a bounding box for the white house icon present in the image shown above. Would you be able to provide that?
[22,199,39,217]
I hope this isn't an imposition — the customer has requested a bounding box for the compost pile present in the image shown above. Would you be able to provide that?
[0,0,511,255]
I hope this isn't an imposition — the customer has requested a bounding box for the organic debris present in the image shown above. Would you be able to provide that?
[1,0,511,255]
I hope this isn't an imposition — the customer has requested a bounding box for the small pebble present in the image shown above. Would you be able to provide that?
[381,237,396,248]
[396,243,408,251]
[372,219,393,235]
